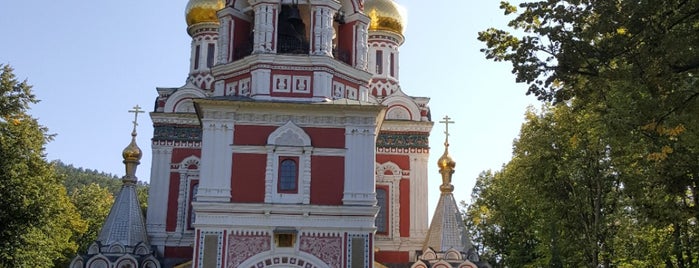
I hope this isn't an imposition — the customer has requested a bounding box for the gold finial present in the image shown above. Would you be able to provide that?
[437,115,455,193]
[122,105,144,184]
[439,115,454,147]
[128,105,144,135]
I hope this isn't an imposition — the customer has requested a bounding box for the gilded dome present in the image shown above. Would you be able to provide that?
[185,0,225,27]
[122,137,142,162]
[437,151,455,170]
[365,0,406,35]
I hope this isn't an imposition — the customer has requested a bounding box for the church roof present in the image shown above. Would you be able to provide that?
[420,116,485,267]
[97,105,150,249]
[423,192,472,253]
[96,183,149,248]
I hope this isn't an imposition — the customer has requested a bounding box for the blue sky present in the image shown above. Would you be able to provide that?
[0,0,536,213]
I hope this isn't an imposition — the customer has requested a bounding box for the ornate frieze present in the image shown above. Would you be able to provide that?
[227,232,271,268]
[299,233,342,268]
[376,132,428,149]
[153,125,202,142]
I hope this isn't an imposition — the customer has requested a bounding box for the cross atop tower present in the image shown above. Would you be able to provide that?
[439,115,455,146]
[128,105,144,134]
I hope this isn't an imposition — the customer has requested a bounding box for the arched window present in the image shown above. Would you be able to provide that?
[278,158,298,193]
[375,188,388,234]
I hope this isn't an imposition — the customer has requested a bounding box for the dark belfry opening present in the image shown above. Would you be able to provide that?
[277,3,309,54]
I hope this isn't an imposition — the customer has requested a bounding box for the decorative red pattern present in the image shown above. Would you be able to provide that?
[227,233,271,268]
[299,234,342,268]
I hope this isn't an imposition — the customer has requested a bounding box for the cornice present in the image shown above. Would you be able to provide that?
[380,120,434,133]
[211,54,373,85]
[194,98,386,127]
[193,202,378,217]
[150,112,200,126]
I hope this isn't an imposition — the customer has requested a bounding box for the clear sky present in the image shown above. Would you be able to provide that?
[0,0,536,214]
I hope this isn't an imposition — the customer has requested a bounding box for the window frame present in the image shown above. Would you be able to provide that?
[277,157,299,194]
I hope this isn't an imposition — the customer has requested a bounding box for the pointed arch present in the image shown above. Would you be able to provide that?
[444,248,462,260]
[410,260,428,268]
[432,260,453,268]
[114,255,138,268]
[265,121,312,204]
[267,121,311,146]
[85,254,110,268]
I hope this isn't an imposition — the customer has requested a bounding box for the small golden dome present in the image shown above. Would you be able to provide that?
[365,0,406,35]
[185,0,225,27]
[122,137,142,162]
[437,152,455,170]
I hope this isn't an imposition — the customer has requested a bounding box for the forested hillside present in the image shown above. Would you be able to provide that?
[54,160,149,255]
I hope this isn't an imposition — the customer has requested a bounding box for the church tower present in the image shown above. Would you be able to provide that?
[145,0,433,267]
[366,0,433,264]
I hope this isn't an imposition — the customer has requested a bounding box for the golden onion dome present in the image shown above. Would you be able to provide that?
[365,0,407,36]
[122,135,143,162]
[185,0,225,27]
[437,151,455,170]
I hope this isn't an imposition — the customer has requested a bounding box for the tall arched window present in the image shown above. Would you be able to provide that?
[278,158,298,193]
[375,188,388,234]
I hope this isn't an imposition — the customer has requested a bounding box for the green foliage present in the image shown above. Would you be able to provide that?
[69,184,114,254]
[56,160,122,195]
[55,161,151,254]
[480,0,699,104]
[0,64,87,267]
[466,102,699,266]
[474,2,699,266]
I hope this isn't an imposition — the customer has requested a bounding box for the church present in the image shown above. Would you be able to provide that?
[71,0,488,267]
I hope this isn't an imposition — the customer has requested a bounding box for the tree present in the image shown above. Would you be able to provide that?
[476,2,699,266]
[0,64,86,267]
[479,0,698,104]
[70,184,114,254]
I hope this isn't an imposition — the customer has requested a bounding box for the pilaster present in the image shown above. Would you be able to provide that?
[197,112,234,202]
[251,3,277,53]
[409,153,429,238]
[311,6,335,56]
[343,126,377,206]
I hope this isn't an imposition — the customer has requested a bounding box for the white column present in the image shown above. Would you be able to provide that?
[146,146,173,234]
[410,154,429,238]
[311,6,335,56]
[197,114,234,202]
[252,3,276,53]
[343,126,377,206]
[217,13,233,64]
[355,22,368,70]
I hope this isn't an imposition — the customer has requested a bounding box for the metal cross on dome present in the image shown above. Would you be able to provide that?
[439,115,454,146]
[128,105,144,133]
